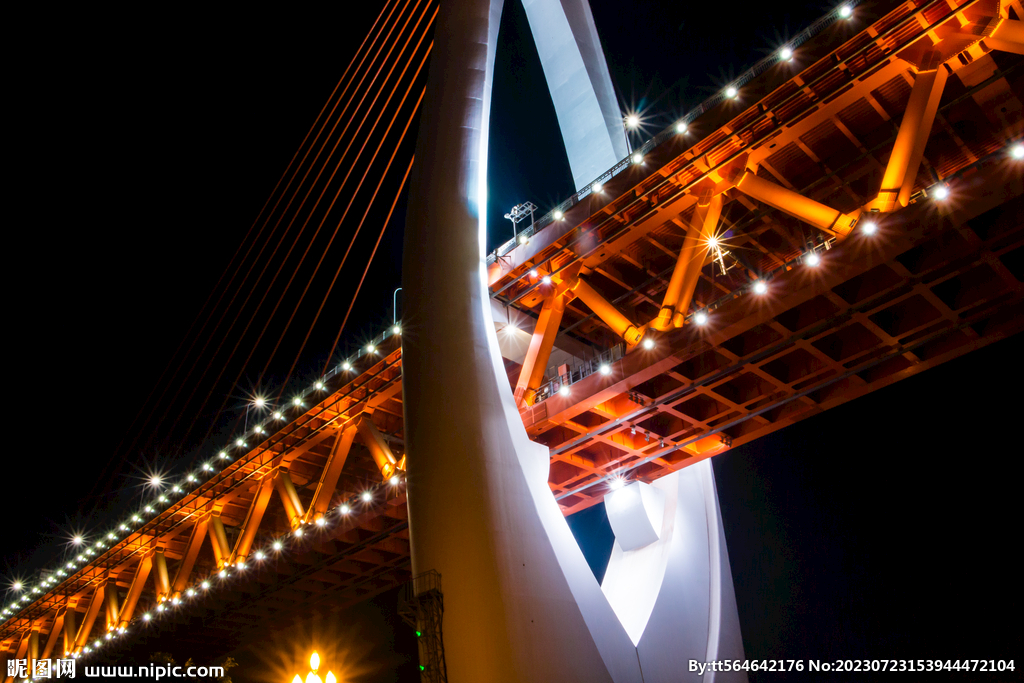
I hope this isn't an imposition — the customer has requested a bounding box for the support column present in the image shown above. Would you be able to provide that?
[652,194,722,330]
[986,18,1023,54]
[275,471,305,530]
[27,631,39,668]
[62,608,77,657]
[210,515,232,568]
[308,426,358,521]
[232,476,275,561]
[735,169,860,237]
[119,554,153,628]
[74,584,105,651]
[104,578,120,632]
[870,66,948,212]
[514,292,568,406]
[153,551,171,603]
[357,417,400,480]
[172,518,209,593]
[571,276,644,345]
[41,608,65,660]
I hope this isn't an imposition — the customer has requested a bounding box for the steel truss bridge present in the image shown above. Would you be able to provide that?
[3,0,1022,675]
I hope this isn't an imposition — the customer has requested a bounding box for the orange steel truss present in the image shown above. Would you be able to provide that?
[3,0,1022,663]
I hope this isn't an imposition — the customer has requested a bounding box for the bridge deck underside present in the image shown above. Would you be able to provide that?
[4,0,1023,661]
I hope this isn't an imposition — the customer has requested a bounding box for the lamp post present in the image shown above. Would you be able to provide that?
[503,201,537,243]
[291,652,336,683]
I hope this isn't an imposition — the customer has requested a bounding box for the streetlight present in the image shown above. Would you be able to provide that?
[504,201,537,243]
[292,652,336,683]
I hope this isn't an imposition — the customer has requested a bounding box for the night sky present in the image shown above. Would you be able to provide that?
[5,1,1021,681]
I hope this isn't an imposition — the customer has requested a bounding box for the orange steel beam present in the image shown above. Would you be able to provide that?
[40,608,64,660]
[308,424,359,520]
[153,551,171,603]
[62,608,77,657]
[357,417,400,480]
[515,292,569,406]
[4,634,28,683]
[119,554,153,629]
[103,578,120,632]
[210,515,232,569]
[231,475,275,563]
[733,169,860,238]
[73,583,104,651]
[652,194,723,330]
[27,630,39,667]
[986,18,1024,53]
[275,470,306,529]
[171,517,209,593]
[570,276,644,345]
[870,66,949,212]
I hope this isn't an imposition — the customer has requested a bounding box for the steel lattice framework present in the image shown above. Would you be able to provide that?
[3,0,1022,670]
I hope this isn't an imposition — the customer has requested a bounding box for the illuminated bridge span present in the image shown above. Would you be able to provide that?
[3,0,1022,677]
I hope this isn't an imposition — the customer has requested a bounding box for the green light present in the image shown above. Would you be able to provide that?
[415,630,422,637]
[419,665,425,671]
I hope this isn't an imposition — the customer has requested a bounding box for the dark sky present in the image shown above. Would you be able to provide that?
[5,1,1021,680]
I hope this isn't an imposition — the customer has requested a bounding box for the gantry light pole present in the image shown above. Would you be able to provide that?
[503,201,537,243]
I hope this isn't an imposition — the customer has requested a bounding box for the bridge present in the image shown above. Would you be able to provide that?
[3,0,1022,679]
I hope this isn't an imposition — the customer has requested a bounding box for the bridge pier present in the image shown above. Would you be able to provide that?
[403,0,745,680]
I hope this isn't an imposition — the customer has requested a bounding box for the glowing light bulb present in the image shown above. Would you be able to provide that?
[202,463,212,471]
[839,5,852,17]
[519,234,529,244]
[236,439,245,447]
[339,504,351,515]
[632,152,643,164]
[753,280,768,295]
[559,385,570,397]
[149,475,162,487]
[592,182,603,193]
[362,491,373,502]
[219,570,227,578]
[342,362,352,371]
[294,528,304,538]
[314,381,325,390]
[143,613,151,621]
[625,114,639,129]
[12,582,22,591]
[310,652,320,672]
[201,581,210,590]
[292,676,302,683]
[780,46,793,61]
[599,363,611,376]
[393,325,401,335]
[931,185,949,200]
[366,344,376,353]
[725,86,738,98]
[253,397,266,409]
[273,412,282,420]
[389,475,400,486]
[294,396,305,406]
[273,541,283,551]
[1012,143,1024,159]
[694,311,709,325]
[325,673,337,683]
[675,121,687,134]
[805,252,821,266]
[553,209,563,220]
[541,275,552,285]
[315,517,326,527]
[255,551,265,561]
[609,476,626,490]
[642,338,655,350]
[707,235,719,249]
[72,536,83,545]
[306,675,322,683]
